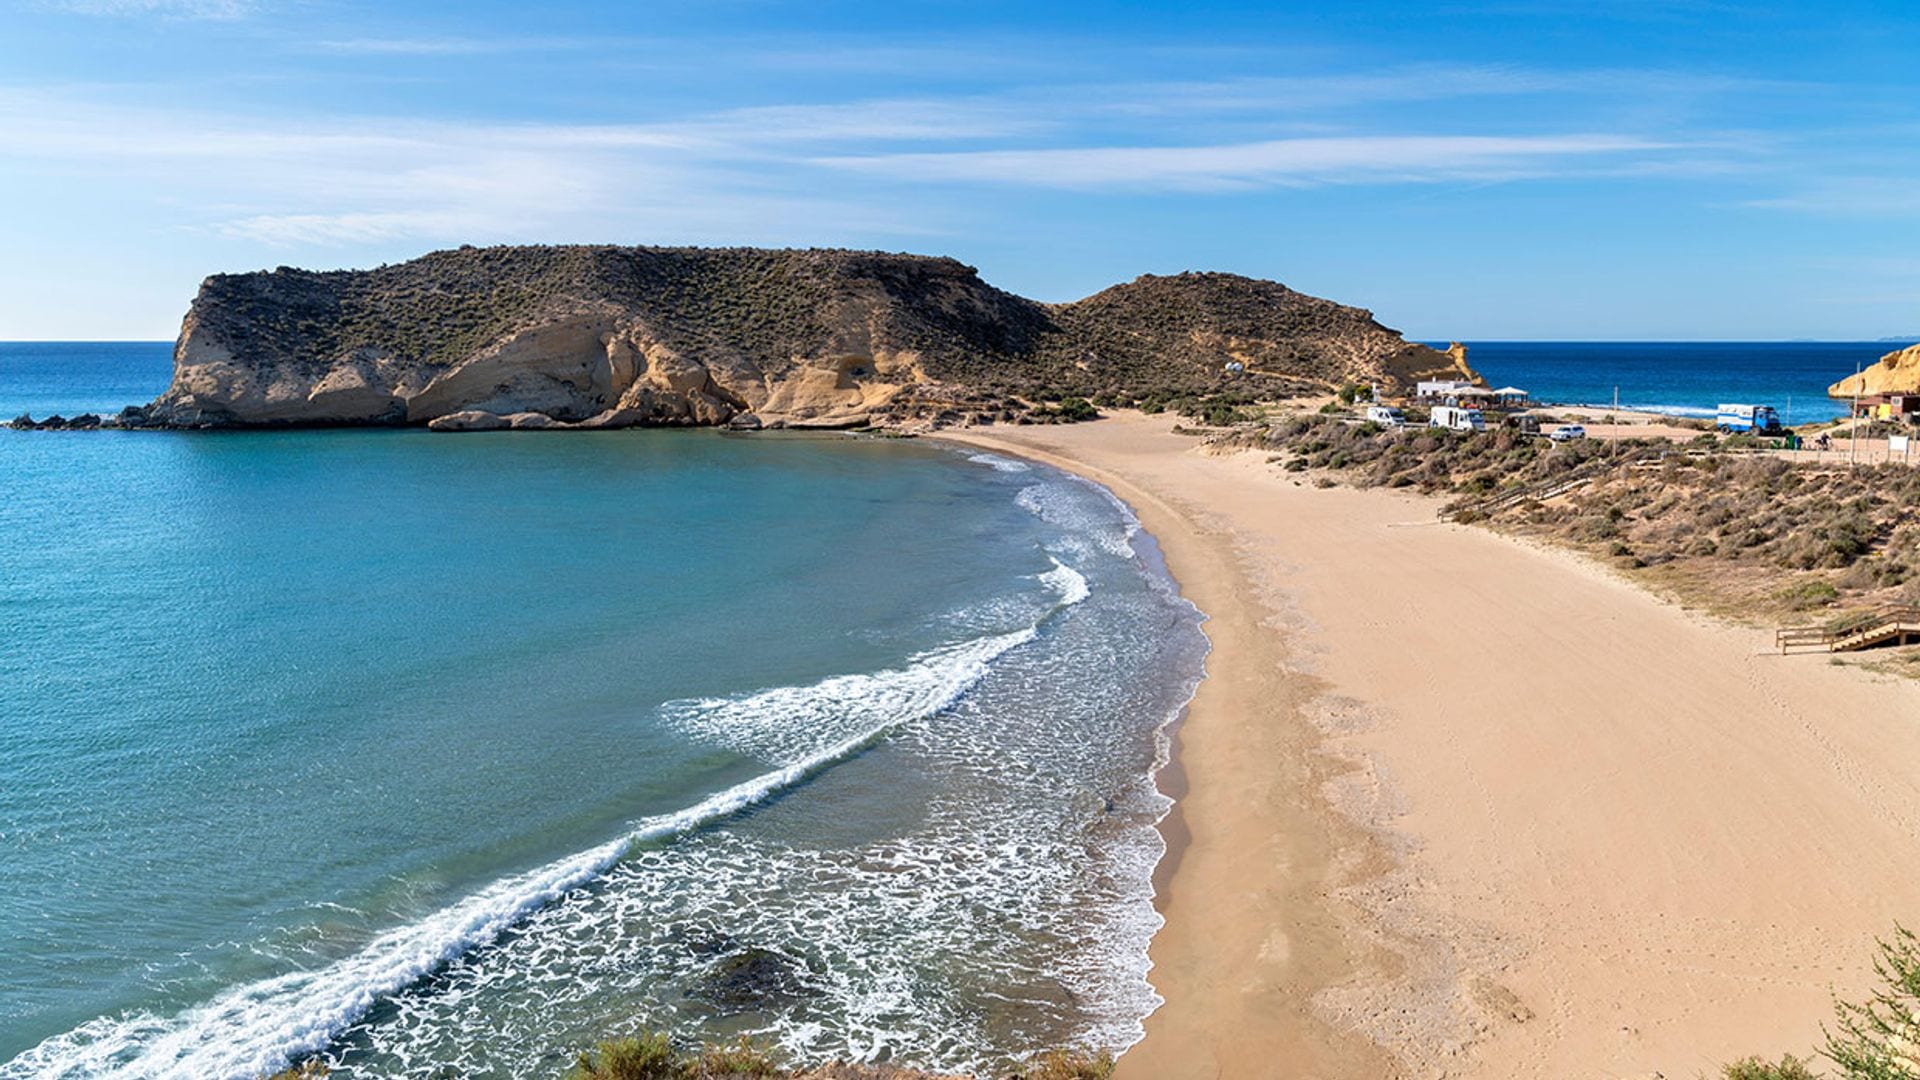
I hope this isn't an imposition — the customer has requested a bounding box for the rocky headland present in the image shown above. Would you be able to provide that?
[1830,341,1920,398]
[27,245,1477,432]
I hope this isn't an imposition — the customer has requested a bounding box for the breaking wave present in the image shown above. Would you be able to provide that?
[1,562,1093,1080]
[964,452,1031,473]
[1014,484,1138,559]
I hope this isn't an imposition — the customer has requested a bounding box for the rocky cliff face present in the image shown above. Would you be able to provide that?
[1830,343,1920,399]
[130,245,1470,431]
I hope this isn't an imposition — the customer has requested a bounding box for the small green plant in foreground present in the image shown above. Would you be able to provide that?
[1723,1056,1820,1080]
[1720,926,1920,1079]
[570,1033,785,1080]
[563,1033,1112,1080]
[1824,925,1920,1078]
[1017,1048,1114,1080]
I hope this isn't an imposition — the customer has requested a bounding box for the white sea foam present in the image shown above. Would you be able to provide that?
[666,559,1087,764]
[0,726,919,1080]
[1037,557,1090,607]
[1,549,1096,1080]
[663,628,1037,766]
[964,452,1031,473]
[1014,484,1137,558]
[326,569,1205,1078]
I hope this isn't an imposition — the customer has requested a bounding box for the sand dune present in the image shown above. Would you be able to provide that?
[938,411,1920,1079]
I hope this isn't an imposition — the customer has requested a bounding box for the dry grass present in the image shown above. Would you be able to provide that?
[1222,414,1920,627]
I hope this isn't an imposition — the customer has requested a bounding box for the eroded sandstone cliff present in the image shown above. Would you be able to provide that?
[126,245,1472,431]
[1830,342,1920,399]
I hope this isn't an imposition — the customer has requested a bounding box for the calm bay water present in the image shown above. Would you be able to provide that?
[0,344,1207,1078]
[1443,341,1897,423]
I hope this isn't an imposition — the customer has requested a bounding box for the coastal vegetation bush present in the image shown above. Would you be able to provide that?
[1220,414,1920,620]
[1718,926,1920,1078]
[1032,397,1100,422]
[1015,1049,1114,1080]
[567,1033,786,1079]
[560,1037,1111,1080]
[1722,1056,1821,1080]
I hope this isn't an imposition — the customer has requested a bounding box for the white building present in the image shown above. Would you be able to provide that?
[1416,379,1478,400]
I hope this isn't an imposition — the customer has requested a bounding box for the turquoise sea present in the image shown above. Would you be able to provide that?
[0,343,1209,1078]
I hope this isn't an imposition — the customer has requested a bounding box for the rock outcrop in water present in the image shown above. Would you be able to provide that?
[1830,342,1920,399]
[124,245,1474,431]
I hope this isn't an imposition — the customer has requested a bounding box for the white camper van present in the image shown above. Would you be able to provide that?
[1365,405,1407,428]
[1429,405,1486,432]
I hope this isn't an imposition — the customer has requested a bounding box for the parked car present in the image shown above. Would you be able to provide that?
[1549,424,1587,442]
[1364,405,1407,428]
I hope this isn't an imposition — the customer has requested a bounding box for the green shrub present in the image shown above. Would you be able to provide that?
[1054,397,1099,422]
[1718,926,1920,1079]
[1777,579,1841,611]
[691,1039,779,1078]
[1018,1048,1115,1080]
[571,1034,680,1080]
[1722,1055,1820,1080]
[1825,925,1920,1079]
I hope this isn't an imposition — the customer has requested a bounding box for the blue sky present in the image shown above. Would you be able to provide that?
[3,0,1920,340]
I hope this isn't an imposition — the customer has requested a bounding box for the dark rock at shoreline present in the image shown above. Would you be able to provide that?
[691,946,818,1013]
[6,413,106,431]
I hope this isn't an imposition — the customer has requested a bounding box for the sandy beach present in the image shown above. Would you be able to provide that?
[937,411,1920,1079]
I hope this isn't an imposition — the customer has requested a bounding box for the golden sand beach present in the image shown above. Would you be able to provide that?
[938,411,1920,1080]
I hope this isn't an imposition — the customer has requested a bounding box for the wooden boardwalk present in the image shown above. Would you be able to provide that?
[1777,604,1920,654]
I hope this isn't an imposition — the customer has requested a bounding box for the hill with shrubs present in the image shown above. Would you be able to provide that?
[107,246,1472,431]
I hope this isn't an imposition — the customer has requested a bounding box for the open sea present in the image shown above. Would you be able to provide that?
[0,343,1210,1079]
[1433,341,1900,423]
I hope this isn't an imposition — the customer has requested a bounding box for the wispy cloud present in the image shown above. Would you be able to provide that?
[816,133,1677,190]
[1081,65,1811,118]
[311,37,528,56]
[0,59,1758,252]
[0,89,949,247]
[1745,179,1920,218]
[40,0,254,18]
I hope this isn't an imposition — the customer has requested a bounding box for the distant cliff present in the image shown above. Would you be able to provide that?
[124,245,1474,431]
[1830,342,1920,399]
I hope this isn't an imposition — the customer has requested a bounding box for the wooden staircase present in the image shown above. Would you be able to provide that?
[1776,605,1920,654]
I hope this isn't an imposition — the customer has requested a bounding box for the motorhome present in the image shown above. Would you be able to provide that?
[1716,403,1782,433]
[1365,405,1407,428]
[1429,405,1486,432]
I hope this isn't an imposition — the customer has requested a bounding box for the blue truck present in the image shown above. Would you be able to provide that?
[1716,403,1783,433]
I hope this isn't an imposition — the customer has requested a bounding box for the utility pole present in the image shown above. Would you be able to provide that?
[1611,385,1619,459]
[1851,360,1862,471]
